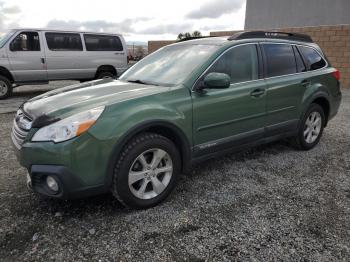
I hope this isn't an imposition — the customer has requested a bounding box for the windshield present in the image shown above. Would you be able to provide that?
[0,30,15,48]
[120,44,219,86]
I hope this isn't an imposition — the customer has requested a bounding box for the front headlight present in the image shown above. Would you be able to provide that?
[32,106,105,143]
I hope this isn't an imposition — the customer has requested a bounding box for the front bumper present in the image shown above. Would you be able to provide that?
[12,132,116,199]
[27,165,106,199]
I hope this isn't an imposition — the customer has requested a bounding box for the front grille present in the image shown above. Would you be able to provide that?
[11,110,32,149]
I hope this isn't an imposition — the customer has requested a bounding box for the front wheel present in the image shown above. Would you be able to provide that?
[292,103,325,150]
[0,76,12,99]
[112,133,181,209]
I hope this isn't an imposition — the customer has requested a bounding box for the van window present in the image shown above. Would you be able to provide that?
[298,46,326,71]
[84,34,123,51]
[207,44,259,84]
[293,46,307,73]
[263,44,297,77]
[45,33,83,51]
[10,32,40,51]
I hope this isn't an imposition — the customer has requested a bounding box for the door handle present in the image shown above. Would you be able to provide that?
[40,57,45,64]
[250,88,265,98]
[301,79,311,88]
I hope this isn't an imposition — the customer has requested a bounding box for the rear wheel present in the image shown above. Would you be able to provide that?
[96,70,116,79]
[0,75,12,99]
[292,103,325,150]
[112,133,180,209]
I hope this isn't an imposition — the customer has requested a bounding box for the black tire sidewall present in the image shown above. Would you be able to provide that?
[0,76,12,99]
[114,134,181,209]
[298,103,325,150]
[97,71,115,79]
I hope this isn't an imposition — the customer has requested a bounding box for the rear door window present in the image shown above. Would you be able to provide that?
[10,31,40,51]
[207,44,259,84]
[263,43,297,77]
[298,46,326,71]
[45,32,83,51]
[84,34,123,51]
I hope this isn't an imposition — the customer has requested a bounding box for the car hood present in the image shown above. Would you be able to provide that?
[23,79,171,127]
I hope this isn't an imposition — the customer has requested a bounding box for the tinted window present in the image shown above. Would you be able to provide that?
[298,46,326,71]
[84,34,123,51]
[294,46,307,72]
[208,44,259,84]
[263,44,297,77]
[10,32,40,51]
[45,33,83,51]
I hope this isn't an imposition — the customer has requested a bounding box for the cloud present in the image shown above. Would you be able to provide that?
[186,0,244,19]
[46,18,193,36]
[46,17,152,34]
[138,23,193,35]
[0,1,21,32]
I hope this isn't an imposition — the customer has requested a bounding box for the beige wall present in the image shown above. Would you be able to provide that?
[148,25,350,87]
[148,40,176,54]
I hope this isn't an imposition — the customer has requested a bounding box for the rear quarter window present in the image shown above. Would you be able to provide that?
[84,34,123,51]
[298,46,326,71]
[263,43,297,77]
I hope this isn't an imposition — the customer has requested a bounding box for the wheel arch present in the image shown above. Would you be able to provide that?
[312,96,330,125]
[95,65,117,78]
[301,92,331,127]
[105,120,192,187]
[0,66,14,82]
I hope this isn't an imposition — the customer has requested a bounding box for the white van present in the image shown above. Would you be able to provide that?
[0,29,128,99]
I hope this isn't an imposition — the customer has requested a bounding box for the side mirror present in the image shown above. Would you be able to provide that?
[203,72,231,89]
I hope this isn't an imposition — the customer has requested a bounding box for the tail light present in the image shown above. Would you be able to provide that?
[332,69,340,81]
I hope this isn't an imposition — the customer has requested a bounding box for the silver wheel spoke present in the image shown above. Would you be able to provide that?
[151,177,166,194]
[150,149,166,169]
[304,127,310,137]
[138,154,148,168]
[155,166,172,175]
[129,170,147,184]
[306,132,312,143]
[137,180,149,198]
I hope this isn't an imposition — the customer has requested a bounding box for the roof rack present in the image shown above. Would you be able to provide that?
[177,36,214,42]
[228,31,313,43]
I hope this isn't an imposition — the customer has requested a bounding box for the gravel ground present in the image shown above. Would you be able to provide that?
[0,88,349,261]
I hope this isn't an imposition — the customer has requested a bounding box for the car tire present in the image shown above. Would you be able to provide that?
[292,103,325,150]
[0,75,12,99]
[96,71,116,79]
[112,132,181,209]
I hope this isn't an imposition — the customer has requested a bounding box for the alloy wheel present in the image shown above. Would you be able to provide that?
[128,148,173,200]
[304,111,322,144]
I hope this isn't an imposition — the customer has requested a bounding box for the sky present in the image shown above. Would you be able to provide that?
[0,0,246,43]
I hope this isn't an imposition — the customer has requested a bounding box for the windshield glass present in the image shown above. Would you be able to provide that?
[0,30,15,48]
[120,44,219,86]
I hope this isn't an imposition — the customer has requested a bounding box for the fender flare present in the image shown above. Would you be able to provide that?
[105,120,192,187]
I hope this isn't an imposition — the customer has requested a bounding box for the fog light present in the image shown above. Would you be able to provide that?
[46,176,59,192]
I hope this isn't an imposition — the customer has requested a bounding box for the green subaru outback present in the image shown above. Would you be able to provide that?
[12,31,341,209]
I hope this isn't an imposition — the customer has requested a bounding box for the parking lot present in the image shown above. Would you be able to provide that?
[0,83,349,261]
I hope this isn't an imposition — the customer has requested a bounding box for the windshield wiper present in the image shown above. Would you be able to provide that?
[126,79,160,86]
[126,79,148,85]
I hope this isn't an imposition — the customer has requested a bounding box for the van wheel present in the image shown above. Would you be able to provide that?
[292,103,325,150]
[0,76,12,99]
[112,133,180,209]
[96,71,116,79]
